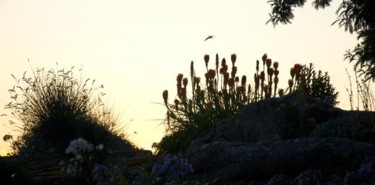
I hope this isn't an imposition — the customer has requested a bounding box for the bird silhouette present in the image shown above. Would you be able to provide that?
[204,35,214,41]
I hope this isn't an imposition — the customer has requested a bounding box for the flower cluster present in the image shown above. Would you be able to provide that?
[60,138,104,178]
[92,164,122,185]
[65,138,95,159]
[151,154,193,183]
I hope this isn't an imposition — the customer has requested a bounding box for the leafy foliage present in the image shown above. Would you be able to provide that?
[4,64,129,157]
[298,63,339,107]
[267,0,375,81]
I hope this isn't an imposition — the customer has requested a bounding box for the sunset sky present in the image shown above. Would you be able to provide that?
[0,0,361,155]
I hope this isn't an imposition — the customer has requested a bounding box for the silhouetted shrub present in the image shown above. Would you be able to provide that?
[345,68,375,111]
[296,63,338,107]
[158,54,339,154]
[158,53,285,153]
[4,64,130,157]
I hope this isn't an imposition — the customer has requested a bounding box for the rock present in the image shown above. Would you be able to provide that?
[186,138,375,182]
[192,93,343,146]
[185,93,375,183]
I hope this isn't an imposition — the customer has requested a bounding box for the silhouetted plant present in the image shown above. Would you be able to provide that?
[4,64,129,157]
[302,63,338,106]
[158,53,285,153]
[345,68,375,111]
[158,54,339,154]
[285,63,338,108]
[60,138,126,184]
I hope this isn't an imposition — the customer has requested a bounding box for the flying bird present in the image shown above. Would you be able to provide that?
[204,35,214,41]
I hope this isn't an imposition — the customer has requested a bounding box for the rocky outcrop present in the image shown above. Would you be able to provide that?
[191,94,343,146]
[186,94,375,183]
[187,138,375,182]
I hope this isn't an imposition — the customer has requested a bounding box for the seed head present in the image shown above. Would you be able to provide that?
[266,59,272,68]
[204,54,210,67]
[231,54,237,65]
[194,77,200,85]
[262,53,267,63]
[235,76,239,83]
[241,75,247,86]
[273,62,279,70]
[222,64,228,73]
[221,58,226,67]
[183,78,188,87]
[162,90,168,105]
[207,69,216,79]
[268,68,274,77]
[177,74,183,83]
[274,69,279,77]
[290,68,296,79]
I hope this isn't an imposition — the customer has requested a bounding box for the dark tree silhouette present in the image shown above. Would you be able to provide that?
[267,0,375,81]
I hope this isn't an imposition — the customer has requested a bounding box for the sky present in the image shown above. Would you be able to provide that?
[0,0,363,155]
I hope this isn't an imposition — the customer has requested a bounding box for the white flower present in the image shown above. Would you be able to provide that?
[96,144,104,150]
[65,138,94,155]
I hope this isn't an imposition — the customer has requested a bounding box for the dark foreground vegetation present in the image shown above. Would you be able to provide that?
[1,53,374,185]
